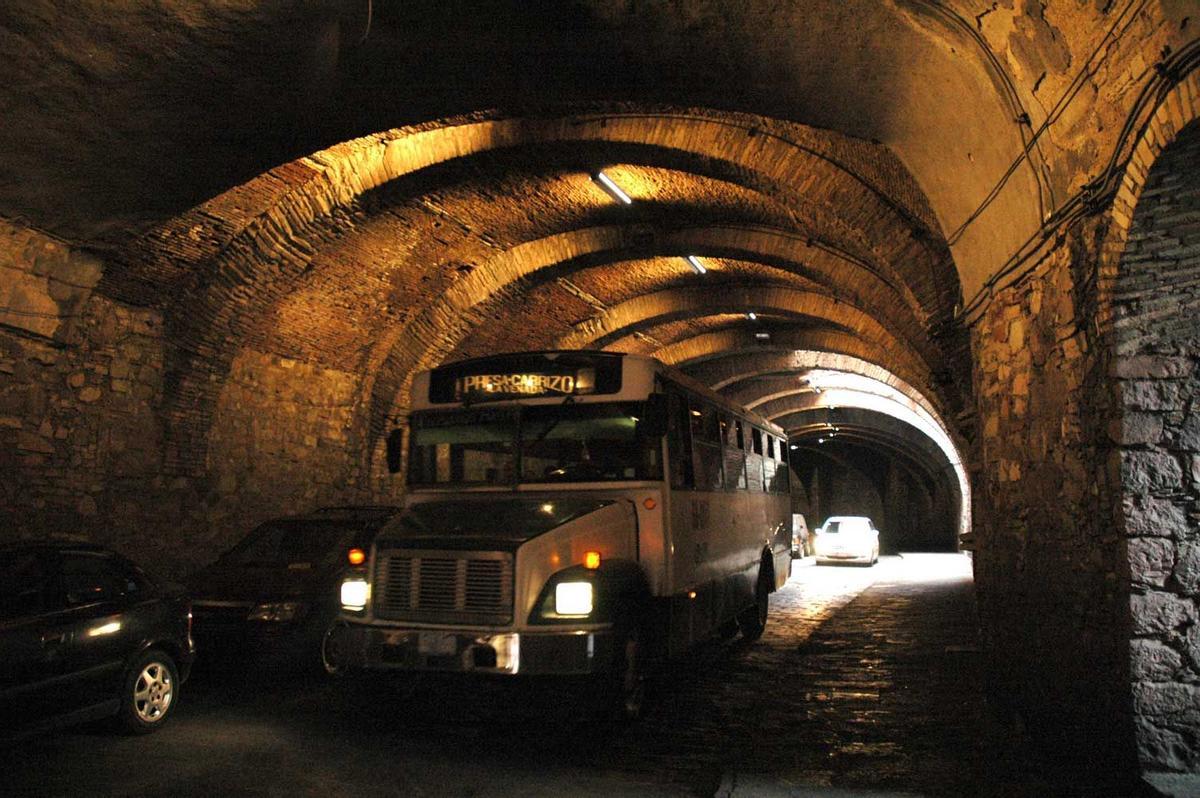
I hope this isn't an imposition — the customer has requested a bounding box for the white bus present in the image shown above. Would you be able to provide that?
[334,351,792,716]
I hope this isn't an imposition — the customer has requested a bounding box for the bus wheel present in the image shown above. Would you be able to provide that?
[738,572,770,642]
[320,620,348,676]
[610,624,645,721]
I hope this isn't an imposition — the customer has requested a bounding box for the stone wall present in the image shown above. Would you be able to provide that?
[970,212,1137,772]
[0,218,102,340]
[0,220,378,577]
[1112,121,1200,772]
[203,349,366,561]
[1,287,174,561]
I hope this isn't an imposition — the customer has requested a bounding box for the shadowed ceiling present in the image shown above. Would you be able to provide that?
[0,0,1191,491]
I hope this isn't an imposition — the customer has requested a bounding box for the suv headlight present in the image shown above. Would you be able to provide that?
[247,601,305,622]
[340,578,370,611]
[554,582,593,617]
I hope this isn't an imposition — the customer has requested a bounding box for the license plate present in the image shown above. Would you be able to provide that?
[418,632,457,657]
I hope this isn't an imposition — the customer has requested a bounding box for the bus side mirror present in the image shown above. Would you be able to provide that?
[642,394,668,437]
[385,429,404,474]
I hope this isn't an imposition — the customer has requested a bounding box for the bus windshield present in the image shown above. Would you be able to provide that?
[408,402,662,487]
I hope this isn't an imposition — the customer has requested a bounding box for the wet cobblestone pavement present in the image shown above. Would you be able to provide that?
[2,554,1105,797]
[590,553,1025,796]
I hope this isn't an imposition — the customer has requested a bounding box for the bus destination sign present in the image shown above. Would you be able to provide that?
[454,368,596,400]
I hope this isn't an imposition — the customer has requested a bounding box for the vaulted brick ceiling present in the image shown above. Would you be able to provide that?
[0,0,1191,480]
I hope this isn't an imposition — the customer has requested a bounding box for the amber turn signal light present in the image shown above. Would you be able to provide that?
[584,551,602,570]
[347,548,366,566]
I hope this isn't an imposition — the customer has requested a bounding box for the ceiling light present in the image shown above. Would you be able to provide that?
[594,171,632,204]
[685,255,707,275]
[818,438,825,444]
[789,444,798,450]
[747,312,757,321]
[754,332,770,341]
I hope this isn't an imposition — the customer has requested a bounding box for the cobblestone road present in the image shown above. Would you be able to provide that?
[2,554,1075,797]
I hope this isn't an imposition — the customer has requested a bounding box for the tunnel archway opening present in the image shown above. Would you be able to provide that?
[733,367,970,549]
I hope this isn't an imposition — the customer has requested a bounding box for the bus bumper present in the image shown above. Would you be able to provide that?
[333,623,618,676]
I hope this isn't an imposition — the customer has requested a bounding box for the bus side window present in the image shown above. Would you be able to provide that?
[776,437,790,492]
[691,400,724,491]
[761,434,776,492]
[745,427,765,492]
[723,414,747,491]
[667,390,694,489]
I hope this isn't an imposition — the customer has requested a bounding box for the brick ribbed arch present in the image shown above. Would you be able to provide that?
[555,285,925,364]
[685,350,960,448]
[686,350,932,407]
[658,331,939,418]
[360,222,938,468]
[739,381,950,447]
[657,329,924,378]
[127,107,957,474]
[1097,70,1200,336]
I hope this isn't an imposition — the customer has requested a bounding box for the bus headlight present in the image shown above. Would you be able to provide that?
[340,578,370,611]
[554,582,593,617]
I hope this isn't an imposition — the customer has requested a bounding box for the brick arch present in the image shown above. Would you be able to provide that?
[360,222,937,467]
[685,349,926,400]
[738,380,952,452]
[554,285,926,363]
[1105,92,1200,773]
[130,106,955,475]
[1097,70,1200,336]
[684,350,960,446]
[657,329,938,414]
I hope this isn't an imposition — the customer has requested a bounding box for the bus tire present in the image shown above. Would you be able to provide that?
[607,623,645,721]
[320,620,348,677]
[738,569,770,642]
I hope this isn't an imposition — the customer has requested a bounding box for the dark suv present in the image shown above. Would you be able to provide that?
[188,506,401,673]
[0,542,194,740]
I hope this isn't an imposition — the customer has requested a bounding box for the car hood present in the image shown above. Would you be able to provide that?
[187,562,334,603]
[373,496,617,552]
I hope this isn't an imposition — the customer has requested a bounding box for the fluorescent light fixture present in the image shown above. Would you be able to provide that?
[685,255,707,275]
[747,312,757,320]
[754,332,770,341]
[595,171,632,204]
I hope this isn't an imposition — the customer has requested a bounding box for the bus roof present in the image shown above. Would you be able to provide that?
[413,350,785,438]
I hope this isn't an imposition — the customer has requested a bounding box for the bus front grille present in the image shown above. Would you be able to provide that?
[374,550,513,625]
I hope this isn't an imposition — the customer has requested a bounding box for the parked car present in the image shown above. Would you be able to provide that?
[791,513,810,558]
[813,516,880,566]
[0,542,194,741]
[188,505,400,674]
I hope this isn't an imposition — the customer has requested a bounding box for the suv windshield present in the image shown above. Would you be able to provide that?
[220,520,368,567]
[408,402,662,487]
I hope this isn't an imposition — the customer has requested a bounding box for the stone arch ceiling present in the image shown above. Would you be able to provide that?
[0,1,1192,476]
[1,1,1191,298]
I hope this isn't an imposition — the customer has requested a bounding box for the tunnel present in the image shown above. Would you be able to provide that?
[1,1,1199,794]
